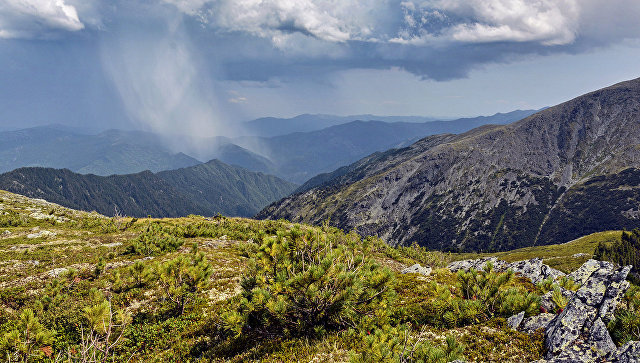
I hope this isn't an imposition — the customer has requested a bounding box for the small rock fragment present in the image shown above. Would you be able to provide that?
[507,311,525,330]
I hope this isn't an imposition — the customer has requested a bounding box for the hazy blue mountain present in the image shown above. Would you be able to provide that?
[0,109,535,183]
[241,114,443,137]
[0,127,201,175]
[236,109,538,183]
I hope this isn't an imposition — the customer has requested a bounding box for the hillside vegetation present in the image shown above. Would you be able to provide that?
[0,190,637,362]
[0,161,297,219]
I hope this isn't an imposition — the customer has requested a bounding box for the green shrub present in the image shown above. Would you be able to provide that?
[608,284,640,345]
[126,222,183,256]
[0,211,24,228]
[350,324,463,363]
[1,309,55,361]
[222,227,396,339]
[157,252,213,316]
[457,264,539,319]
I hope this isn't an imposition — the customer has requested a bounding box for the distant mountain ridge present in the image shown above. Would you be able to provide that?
[241,114,444,137]
[258,78,640,252]
[1,109,537,183]
[234,109,538,183]
[0,160,297,218]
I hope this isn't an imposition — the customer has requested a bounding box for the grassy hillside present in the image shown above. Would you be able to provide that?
[0,190,636,362]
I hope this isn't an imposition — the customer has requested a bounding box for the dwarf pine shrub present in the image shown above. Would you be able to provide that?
[126,222,183,256]
[455,264,538,321]
[157,252,213,316]
[1,309,55,362]
[222,226,396,339]
[350,324,463,363]
[608,284,640,345]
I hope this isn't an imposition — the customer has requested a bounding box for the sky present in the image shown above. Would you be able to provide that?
[1,0,640,137]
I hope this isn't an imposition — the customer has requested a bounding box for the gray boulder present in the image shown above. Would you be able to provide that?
[401,263,432,276]
[567,259,603,286]
[521,313,556,334]
[507,311,525,330]
[544,260,631,360]
[447,257,565,285]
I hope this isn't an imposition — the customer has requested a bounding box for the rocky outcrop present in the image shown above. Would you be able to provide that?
[447,257,508,272]
[446,257,565,285]
[507,258,566,284]
[400,263,432,276]
[615,341,640,363]
[543,261,632,361]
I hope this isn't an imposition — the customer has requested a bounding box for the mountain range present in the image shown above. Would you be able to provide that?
[258,77,640,252]
[241,113,443,137]
[0,127,201,176]
[0,110,536,184]
[0,160,296,218]
[233,109,538,183]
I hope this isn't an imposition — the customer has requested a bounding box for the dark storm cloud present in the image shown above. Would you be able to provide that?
[2,0,640,82]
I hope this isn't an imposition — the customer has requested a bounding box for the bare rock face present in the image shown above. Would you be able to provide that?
[567,259,605,286]
[615,341,640,363]
[544,261,632,361]
[507,258,566,284]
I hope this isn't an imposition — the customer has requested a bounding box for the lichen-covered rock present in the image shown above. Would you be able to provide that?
[507,311,525,330]
[26,230,57,239]
[535,341,604,362]
[447,257,508,272]
[544,261,631,360]
[589,318,617,357]
[507,258,565,284]
[567,259,603,286]
[48,267,69,278]
[521,313,555,334]
[614,341,640,363]
[400,263,432,276]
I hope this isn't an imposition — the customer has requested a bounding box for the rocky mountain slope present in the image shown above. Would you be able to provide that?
[0,160,296,218]
[259,77,640,252]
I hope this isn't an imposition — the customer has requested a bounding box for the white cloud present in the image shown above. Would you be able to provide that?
[163,0,388,46]
[0,0,84,39]
[399,0,580,45]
